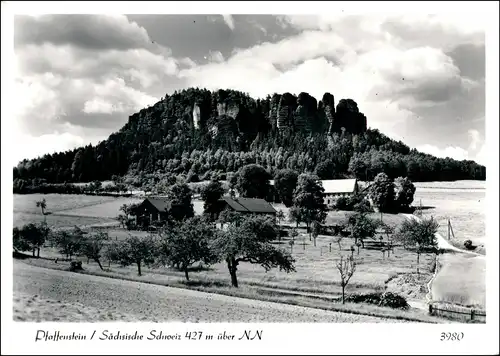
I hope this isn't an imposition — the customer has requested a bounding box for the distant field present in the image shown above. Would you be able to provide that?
[13,213,117,230]
[14,194,114,215]
[13,194,141,229]
[413,180,485,246]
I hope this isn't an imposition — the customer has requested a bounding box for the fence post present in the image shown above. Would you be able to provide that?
[428,304,433,315]
[471,309,475,321]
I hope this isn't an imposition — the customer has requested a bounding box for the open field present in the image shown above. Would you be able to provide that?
[413,180,485,247]
[13,194,142,229]
[12,180,485,321]
[14,260,410,323]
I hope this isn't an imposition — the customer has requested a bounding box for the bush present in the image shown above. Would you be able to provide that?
[463,239,474,250]
[332,193,372,212]
[345,292,409,310]
[333,196,349,210]
[69,261,83,271]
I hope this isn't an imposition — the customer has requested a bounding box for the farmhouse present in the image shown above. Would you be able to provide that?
[132,197,172,226]
[219,197,277,217]
[322,178,359,205]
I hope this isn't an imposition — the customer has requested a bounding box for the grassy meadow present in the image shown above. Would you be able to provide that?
[413,180,486,247]
[12,180,486,319]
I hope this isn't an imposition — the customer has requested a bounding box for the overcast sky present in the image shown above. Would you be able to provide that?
[12,12,486,164]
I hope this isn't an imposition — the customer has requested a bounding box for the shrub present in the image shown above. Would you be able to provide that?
[69,261,83,271]
[345,292,409,310]
[332,196,349,210]
[463,239,474,250]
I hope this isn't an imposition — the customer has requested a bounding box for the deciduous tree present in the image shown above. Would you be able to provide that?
[395,217,438,273]
[201,179,225,221]
[369,173,395,212]
[212,216,295,287]
[166,182,194,222]
[117,235,158,276]
[273,169,298,207]
[81,231,110,271]
[236,164,271,199]
[292,174,327,232]
[158,216,218,281]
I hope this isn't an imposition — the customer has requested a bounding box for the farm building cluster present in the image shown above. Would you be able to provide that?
[129,178,360,228]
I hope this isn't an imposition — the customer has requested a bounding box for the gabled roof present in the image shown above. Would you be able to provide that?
[221,197,276,214]
[322,179,358,194]
[143,197,172,212]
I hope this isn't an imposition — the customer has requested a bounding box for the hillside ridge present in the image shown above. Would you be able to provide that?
[13,88,486,192]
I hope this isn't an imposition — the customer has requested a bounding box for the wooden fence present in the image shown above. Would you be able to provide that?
[429,304,486,323]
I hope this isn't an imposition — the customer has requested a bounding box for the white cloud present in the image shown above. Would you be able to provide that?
[222,15,235,30]
[13,14,486,164]
[416,127,486,164]
[208,50,224,63]
[416,144,470,161]
[13,131,85,166]
[468,129,481,150]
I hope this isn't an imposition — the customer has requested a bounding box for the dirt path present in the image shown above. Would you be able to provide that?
[13,261,400,323]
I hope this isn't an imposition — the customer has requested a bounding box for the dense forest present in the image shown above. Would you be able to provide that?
[13,88,486,193]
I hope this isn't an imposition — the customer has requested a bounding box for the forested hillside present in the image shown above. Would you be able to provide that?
[13,88,486,193]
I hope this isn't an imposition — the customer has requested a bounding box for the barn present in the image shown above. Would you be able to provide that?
[132,197,172,227]
[322,179,359,206]
[219,197,277,217]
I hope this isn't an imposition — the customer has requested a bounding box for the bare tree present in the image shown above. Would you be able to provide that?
[336,255,356,304]
[334,236,343,251]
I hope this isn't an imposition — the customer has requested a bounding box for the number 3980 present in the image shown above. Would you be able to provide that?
[440,332,464,341]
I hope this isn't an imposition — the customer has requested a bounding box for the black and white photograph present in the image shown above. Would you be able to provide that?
[2,1,499,355]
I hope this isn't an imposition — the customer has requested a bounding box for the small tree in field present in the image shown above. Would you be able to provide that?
[276,210,285,228]
[334,236,343,251]
[17,222,50,257]
[212,215,295,287]
[36,198,47,216]
[81,231,110,270]
[346,212,378,248]
[158,217,218,281]
[288,206,301,228]
[104,241,121,268]
[13,227,30,252]
[380,222,395,257]
[311,220,321,247]
[336,255,356,304]
[395,217,438,274]
[52,226,84,260]
[117,235,158,276]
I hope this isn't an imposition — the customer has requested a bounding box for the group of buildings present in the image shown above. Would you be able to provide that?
[130,178,359,227]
